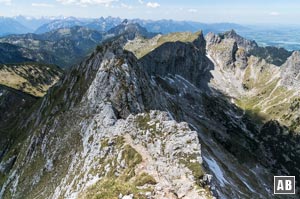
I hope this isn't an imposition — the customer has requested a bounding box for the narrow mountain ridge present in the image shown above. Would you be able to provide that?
[0,37,213,199]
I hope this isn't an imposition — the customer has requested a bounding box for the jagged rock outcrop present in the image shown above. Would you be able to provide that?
[127,31,213,88]
[77,111,208,199]
[126,29,300,196]
[206,32,238,70]
[220,30,292,66]
[281,51,300,89]
[222,30,257,52]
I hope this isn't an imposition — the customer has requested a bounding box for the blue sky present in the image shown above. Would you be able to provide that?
[1,0,300,24]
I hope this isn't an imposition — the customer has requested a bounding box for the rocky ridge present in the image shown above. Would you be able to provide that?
[0,37,213,199]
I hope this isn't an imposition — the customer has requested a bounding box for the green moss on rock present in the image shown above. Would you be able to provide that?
[134,172,157,186]
[78,178,148,199]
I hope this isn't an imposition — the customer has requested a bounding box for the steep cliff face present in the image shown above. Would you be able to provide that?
[0,38,212,199]
[281,51,300,89]
[126,32,213,88]
[219,30,292,66]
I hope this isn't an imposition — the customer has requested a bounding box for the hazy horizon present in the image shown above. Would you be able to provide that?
[2,15,300,28]
[0,0,300,25]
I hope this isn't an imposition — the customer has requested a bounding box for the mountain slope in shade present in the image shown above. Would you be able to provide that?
[0,43,52,64]
[0,61,63,193]
[0,84,38,149]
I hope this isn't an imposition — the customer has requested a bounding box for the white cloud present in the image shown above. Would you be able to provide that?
[32,3,55,7]
[0,0,12,5]
[269,11,280,16]
[146,2,160,8]
[121,3,133,9]
[188,9,198,13]
[138,0,143,4]
[57,0,78,5]
[57,0,116,6]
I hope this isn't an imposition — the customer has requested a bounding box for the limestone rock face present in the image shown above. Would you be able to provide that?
[281,51,300,89]
[222,29,257,52]
[139,32,213,88]
[206,32,238,70]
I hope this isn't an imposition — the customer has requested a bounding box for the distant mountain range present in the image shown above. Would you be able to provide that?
[0,17,32,36]
[0,26,105,68]
[35,16,122,34]
[1,16,300,50]
[0,21,155,68]
[35,17,248,35]
[0,16,247,35]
